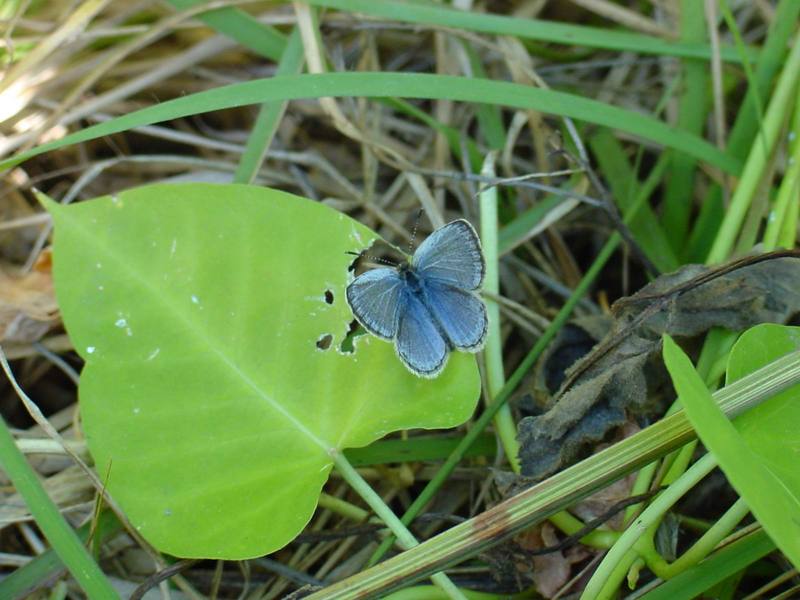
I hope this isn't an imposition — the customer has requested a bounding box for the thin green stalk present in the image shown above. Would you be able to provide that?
[0,356,119,599]
[329,451,467,600]
[637,527,774,599]
[318,492,369,522]
[479,156,520,474]
[763,91,800,249]
[234,28,305,184]
[706,34,800,264]
[581,454,718,599]
[647,498,750,579]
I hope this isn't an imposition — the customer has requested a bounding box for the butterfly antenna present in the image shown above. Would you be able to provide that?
[345,250,398,267]
[408,208,424,253]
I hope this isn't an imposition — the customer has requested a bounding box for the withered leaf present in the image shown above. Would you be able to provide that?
[518,252,800,481]
[0,251,59,344]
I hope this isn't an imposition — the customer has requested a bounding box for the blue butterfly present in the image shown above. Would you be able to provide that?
[346,219,488,378]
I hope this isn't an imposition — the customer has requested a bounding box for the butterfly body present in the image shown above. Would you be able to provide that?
[346,219,488,378]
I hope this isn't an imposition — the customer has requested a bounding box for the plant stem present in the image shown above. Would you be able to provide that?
[581,453,718,599]
[648,498,750,579]
[330,450,468,600]
[479,154,521,473]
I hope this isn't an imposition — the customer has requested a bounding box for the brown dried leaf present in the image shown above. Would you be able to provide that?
[519,252,800,480]
[0,251,59,344]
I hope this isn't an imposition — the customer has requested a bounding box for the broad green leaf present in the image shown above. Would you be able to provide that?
[726,324,800,499]
[46,183,480,559]
[662,334,800,570]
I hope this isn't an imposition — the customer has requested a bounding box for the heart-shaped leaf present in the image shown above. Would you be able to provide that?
[47,183,480,558]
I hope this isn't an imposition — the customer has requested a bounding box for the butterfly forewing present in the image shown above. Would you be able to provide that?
[412,219,485,291]
[423,280,487,351]
[345,268,404,339]
[395,290,448,377]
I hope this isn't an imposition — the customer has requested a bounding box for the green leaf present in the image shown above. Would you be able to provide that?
[46,183,480,559]
[726,324,800,500]
[662,333,800,570]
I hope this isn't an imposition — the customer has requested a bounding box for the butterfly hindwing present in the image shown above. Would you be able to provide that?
[422,280,487,351]
[395,289,448,377]
[412,219,484,291]
[345,268,404,339]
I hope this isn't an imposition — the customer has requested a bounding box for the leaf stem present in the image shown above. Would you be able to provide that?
[329,450,468,600]
[479,154,521,474]
[581,453,717,600]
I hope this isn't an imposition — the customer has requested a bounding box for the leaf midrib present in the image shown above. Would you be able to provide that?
[57,201,331,453]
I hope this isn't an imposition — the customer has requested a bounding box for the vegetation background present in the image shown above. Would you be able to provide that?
[0,1,799,599]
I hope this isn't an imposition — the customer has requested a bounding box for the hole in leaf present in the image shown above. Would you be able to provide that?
[316,334,333,351]
[339,320,364,354]
[324,289,334,304]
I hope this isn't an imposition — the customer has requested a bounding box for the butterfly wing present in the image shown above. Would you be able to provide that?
[395,289,448,378]
[412,219,485,291]
[345,268,404,339]
[423,280,487,351]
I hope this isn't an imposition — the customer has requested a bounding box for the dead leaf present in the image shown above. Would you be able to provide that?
[0,251,59,344]
[518,252,800,480]
[484,522,592,598]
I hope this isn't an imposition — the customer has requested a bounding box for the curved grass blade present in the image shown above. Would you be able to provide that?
[0,73,741,175]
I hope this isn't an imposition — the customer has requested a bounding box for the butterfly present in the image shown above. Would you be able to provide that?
[346,219,488,378]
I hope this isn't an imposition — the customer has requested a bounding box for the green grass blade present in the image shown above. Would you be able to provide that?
[686,0,800,262]
[588,129,678,272]
[463,43,506,150]
[165,0,286,60]
[0,511,123,599]
[0,73,742,176]
[0,406,119,599]
[234,28,305,184]
[661,0,708,252]
[307,0,753,62]
[706,37,800,263]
